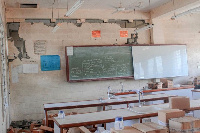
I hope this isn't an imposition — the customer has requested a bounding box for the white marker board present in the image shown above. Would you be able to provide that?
[132,45,188,80]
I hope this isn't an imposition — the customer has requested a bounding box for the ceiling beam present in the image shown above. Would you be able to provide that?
[6,8,150,22]
[151,0,200,19]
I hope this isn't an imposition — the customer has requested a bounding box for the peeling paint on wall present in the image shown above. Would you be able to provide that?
[8,23,30,60]
[8,39,19,62]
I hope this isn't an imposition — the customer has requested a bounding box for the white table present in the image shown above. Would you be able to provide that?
[53,99,200,133]
[44,93,173,126]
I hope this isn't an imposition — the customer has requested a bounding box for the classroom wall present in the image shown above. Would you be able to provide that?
[152,13,200,84]
[9,10,200,122]
[9,22,151,121]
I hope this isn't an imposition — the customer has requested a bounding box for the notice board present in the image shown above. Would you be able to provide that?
[41,55,61,71]
[65,45,134,82]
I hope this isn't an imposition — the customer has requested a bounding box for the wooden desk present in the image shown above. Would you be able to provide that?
[113,86,194,96]
[44,93,173,126]
[53,99,200,133]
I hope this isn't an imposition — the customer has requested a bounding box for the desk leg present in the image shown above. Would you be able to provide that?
[45,111,48,126]
[104,123,106,129]
[164,99,168,103]
[103,105,105,111]
[60,128,63,133]
[139,118,142,123]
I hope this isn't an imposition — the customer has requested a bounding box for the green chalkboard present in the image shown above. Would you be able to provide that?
[66,46,133,81]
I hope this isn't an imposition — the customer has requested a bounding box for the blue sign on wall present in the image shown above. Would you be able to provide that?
[40,55,61,71]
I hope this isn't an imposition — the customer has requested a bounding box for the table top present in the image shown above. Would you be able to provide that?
[113,86,194,96]
[53,99,200,128]
[192,89,200,92]
[44,93,174,111]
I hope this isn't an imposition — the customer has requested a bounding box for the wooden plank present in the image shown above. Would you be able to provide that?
[79,126,91,133]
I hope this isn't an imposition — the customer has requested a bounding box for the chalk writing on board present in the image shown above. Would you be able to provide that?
[68,46,133,80]
[70,58,132,79]
[34,40,46,55]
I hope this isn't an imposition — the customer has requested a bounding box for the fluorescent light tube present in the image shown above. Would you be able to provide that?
[171,6,200,20]
[66,1,83,16]
[52,23,62,33]
[133,24,154,33]
[65,0,84,17]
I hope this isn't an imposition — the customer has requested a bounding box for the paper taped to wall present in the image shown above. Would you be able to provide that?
[16,65,23,74]
[67,47,73,56]
[23,64,38,73]
[34,40,46,55]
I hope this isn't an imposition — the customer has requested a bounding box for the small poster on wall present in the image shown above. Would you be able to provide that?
[40,55,60,71]
[34,40,46,55]
[23,64,38,73]
[92,30,101,38]
[120,31,128,37]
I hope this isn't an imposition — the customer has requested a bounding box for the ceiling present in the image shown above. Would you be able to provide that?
[6,0,171,12]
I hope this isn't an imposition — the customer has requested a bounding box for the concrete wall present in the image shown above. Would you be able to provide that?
[152,14,200,84]
[9,22,150,121]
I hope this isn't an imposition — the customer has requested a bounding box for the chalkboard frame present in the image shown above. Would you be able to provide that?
[65,44,185,82]
[65,44,136,82]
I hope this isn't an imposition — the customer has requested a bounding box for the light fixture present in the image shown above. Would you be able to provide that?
[127,24,154,44]
[52,23,62,33]
[171,6,200,20]
[65,0,84,17]
[133,24,154,33]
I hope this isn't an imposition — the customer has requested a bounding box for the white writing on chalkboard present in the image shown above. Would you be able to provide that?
[67,46,133,81]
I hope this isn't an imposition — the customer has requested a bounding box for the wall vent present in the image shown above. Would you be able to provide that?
[20,4,37,8]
